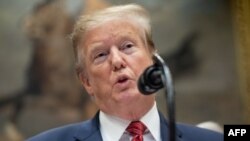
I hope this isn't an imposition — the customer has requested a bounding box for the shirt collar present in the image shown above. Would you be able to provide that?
[99,111,130,141]
[99,102,160,141]
[141,102,161,141]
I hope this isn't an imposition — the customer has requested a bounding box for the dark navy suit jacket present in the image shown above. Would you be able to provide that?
[27,112,223,141]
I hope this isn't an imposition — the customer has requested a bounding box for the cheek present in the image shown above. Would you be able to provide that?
[130,54,153,76]
[138,51,153,65]
[87,64,112,89]
[89,63,110,78]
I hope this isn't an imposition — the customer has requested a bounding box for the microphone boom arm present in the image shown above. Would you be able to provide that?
[153,53,176,141]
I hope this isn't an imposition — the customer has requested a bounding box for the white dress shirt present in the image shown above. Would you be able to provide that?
[99,102,161,141]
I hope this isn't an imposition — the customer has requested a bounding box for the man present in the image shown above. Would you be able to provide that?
[27,4,223,141]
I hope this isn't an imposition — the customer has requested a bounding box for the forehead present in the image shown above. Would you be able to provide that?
[81,19,144,49]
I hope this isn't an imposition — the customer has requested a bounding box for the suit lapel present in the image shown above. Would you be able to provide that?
[73,112,103,141]
[159,112,183,141]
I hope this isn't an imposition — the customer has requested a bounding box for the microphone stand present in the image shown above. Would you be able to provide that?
[153,53,176,141]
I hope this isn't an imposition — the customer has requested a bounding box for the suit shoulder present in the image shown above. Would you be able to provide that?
[176,123,223,141]
[26,120,92,141]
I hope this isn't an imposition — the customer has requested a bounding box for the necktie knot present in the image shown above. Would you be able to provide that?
[126,121,147,141]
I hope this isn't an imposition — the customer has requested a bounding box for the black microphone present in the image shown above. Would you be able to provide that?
[138,53,176,141]
[138,63,164,95]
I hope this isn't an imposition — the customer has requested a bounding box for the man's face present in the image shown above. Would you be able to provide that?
[79,19,155,118]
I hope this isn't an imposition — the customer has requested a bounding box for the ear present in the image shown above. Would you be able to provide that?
[79,73,94,96]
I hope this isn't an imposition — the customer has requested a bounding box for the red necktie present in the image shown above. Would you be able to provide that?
[126,121,147,141]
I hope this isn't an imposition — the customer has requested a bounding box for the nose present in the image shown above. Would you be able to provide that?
[110,47,126,71]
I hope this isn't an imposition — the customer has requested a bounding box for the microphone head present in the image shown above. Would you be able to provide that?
[138,65,163,95]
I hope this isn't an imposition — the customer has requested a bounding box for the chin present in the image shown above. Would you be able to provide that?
[115,90,141,103]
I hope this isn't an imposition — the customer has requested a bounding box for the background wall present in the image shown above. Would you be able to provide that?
[0,0,245,140]
[231,0,250,124]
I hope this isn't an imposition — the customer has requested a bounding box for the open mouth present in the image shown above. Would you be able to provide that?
[114,75,132,90]
[117,76,129,83]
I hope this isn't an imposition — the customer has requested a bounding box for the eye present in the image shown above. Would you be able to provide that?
[121,41,134,54]
[124,42,133,48]
[93,51,108,64]
[123,42,133,49]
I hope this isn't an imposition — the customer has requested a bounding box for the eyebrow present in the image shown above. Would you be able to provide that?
[116,35,138,46]
[87,42,109,59]
[87,34,139,54]
[88,41,104,52]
